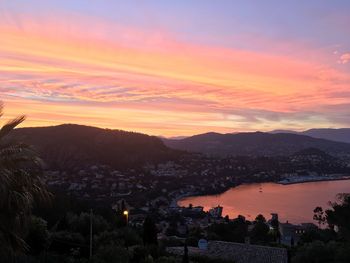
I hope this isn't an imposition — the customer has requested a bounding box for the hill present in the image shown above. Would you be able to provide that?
[10,124,181,170]
[302,128,350,143]
[163,132,350,156]
[270,128,350,143]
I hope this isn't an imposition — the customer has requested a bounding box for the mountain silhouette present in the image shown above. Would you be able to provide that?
[10,124,181,170]
[163,131,350,156]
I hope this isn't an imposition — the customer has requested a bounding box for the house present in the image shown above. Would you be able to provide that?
[209,205,223,218]
[279,221,317,246]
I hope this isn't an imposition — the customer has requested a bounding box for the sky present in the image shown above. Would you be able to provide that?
[0,0,350,136]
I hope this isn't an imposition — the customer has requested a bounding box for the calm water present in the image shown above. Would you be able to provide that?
[178,180,350,224]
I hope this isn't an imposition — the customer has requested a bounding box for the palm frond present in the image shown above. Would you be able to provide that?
[0,104,50,255]
[0,115,26,140]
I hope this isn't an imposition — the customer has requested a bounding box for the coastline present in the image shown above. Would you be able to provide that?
[277,175,350,185]
[175,176,350,207]
[174,177,350,224]
[170,192,199,208]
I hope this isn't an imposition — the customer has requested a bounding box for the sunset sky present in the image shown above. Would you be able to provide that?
[1,0,350,136]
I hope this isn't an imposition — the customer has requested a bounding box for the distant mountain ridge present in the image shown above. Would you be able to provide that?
[302,128,350,143]
[163,128,350,144]
[10,124,181,171]
[163,131,350,157]
[9,125,350,169]
[269,128,350,143]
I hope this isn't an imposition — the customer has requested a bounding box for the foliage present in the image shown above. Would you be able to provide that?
[0,103,50,257]
[313,206,326,227]
[12,124,182,171]
[186,227,204,246]
[292,240,335,263]
[161,237,184,248]
[182,243,188,263]
[207,216,248,243]
[50,231,85,255]
[66,212,109,237]
[131,244,161,262]
[325,193,350,241]
[291,240,350,263]
[143,216,158,246]
[293,194,350,262]
[94,228,142,248]
[92,245,130,263]
[190,255,235,263]
[25,216,50,255]
[250,214,270,244]
[155,256,179,263]
[299,228,336,244]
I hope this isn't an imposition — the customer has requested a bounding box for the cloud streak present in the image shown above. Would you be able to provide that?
[0,10,350,136]
[339,53,350,64]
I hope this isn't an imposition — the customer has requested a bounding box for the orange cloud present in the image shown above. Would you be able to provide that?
[1,14,350,136]
[339,53,350,64]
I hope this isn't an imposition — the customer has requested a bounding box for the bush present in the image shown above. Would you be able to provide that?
[92,245,129,263]
[26,216,50,255]
[190,255,235,263]
[292,240,335,263]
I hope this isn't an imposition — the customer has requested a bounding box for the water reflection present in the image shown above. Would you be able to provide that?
[178,180,350,224]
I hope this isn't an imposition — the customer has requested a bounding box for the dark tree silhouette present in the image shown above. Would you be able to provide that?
[270,214,280,243]
[250,214,269,244]
[224,215,230,223]
[326,194,350,240]
[143,216,158,246]
[182,243,189,263]
[0,103,50,258]
[313,206,326,227]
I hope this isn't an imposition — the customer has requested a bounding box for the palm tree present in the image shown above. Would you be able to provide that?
[0,102,50,258]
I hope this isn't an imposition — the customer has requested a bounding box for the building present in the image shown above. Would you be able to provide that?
[279,222,317,246]
[209,205,223,218]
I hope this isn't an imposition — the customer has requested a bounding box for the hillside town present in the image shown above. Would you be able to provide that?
[43,149,350,209]
[31,149,350,262]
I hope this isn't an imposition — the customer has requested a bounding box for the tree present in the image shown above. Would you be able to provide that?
[313,206,326,227]
[224,215,230,223]
[231,216,248,243]
[182,243,189,263]
[156,256,178,263]
[0,103,50,257]
[187,226,204,246]
[270,215,280,243]
[66,212,109,237]
[92,245,129,263]
[255,214,266,224]
[207,216,248,243]
[143,216,158,246]
[250,214,270,244]
[25,216,50,255]
[325,194,350,241]
[94,228,142,249]
[292,240,334,263]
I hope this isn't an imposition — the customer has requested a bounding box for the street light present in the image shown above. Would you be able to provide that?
[123,210,129,225]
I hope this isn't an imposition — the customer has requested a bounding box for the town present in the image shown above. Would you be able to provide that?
[44,149,350,210]
[32,149,350,262]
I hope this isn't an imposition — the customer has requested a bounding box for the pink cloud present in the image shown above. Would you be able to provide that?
[1,12,350,135]
[339,53,350,64]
